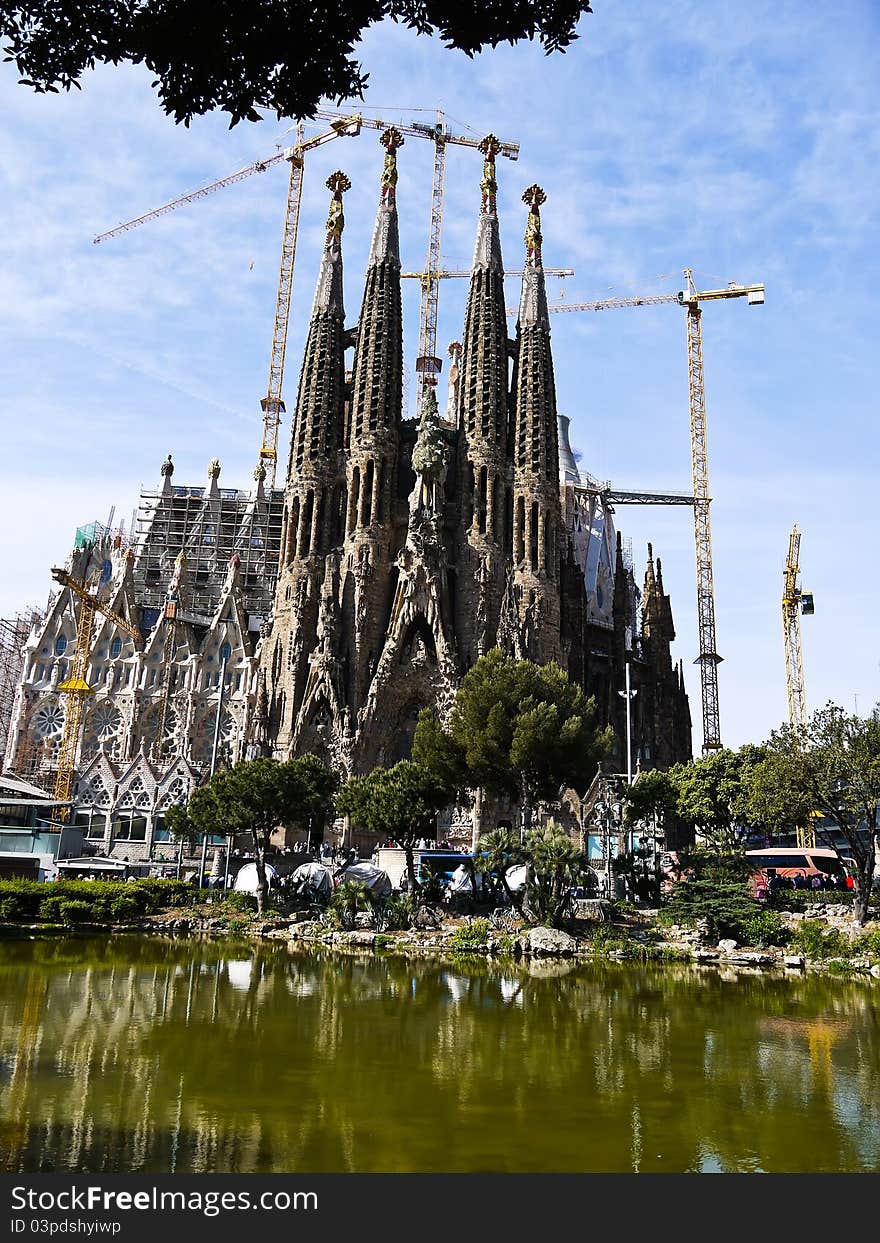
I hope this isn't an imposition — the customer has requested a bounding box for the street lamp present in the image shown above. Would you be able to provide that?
[618,651,638,853]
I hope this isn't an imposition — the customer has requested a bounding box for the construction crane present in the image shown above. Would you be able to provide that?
[511,271,765,754]
[94,113,364,488]
[782,525,816,847]
[315,109,519,416]
[50,565,142,817]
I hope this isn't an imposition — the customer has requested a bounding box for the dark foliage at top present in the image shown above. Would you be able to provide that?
[1,1,593,125]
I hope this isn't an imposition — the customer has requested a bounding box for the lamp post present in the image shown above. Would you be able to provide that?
[201,649,230,890]
[618,652,638,854]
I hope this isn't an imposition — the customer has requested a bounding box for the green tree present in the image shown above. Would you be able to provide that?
[755,704,880,924]
[472,825,525,906]
[416,649,612,836]
[522,820,591,928]
[665,745,767,851]
[336,760,451,896]
[184,755,337,913]
[1,2,592,127]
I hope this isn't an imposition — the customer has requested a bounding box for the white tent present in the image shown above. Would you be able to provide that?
[340,861,392,900]
[232,861,279,893]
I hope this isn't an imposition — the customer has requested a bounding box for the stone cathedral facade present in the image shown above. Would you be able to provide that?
[257,133,692,784]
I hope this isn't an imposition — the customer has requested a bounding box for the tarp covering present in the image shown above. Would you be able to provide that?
[289,861,333,901]
[506,863,528,894]
[233,861,279,893]
[340,861,392,900]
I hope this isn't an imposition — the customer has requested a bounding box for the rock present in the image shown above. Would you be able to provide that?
[693,949,718,962]
[784,955,805,969]
[572,898,612,923]
[526,926,577,957]
[717,939,738,954]
[354,912,374,929]
[347,930,377,947]
[727,952,773,967]
[870,965,880,979]
[414,906,441,930]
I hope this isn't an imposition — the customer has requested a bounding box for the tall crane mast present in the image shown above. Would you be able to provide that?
[315,109,519,416]
[94,113,363,489]
[513,271,764,754]
[783,524,814,730]
[49,565,142,817]
[782,525,816,846]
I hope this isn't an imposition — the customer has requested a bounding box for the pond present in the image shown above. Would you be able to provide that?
[1,935,878,1173]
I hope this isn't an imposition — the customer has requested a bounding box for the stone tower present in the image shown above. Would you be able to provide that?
[506,185,562,662]
[339,128,405,722]
[266,172,350,754]
[454,135,513,665]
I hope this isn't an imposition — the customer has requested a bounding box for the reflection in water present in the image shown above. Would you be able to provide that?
[1,936,879,1173]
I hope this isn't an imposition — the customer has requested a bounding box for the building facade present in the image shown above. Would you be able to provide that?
[258,136,692,796]
[3,462,284,860]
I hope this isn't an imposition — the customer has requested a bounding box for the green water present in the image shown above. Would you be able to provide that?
[1,935,878,1173]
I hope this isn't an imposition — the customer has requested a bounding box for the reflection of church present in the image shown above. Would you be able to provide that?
[258,131,692,786]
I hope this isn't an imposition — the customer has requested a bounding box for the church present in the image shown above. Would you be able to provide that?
[256,130,692,784]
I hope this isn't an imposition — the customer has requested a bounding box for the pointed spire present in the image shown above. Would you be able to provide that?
[348,131,404,445]
[311,171,350,314]
[471,135,504,271]
[368,128,403,267]
[459,140,508,447]
[288,175,350,476]
[518,185,549,327]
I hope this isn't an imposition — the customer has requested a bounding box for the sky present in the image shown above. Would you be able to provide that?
[1,1,878,753]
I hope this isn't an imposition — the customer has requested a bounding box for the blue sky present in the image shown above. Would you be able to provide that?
[1,1,878,752]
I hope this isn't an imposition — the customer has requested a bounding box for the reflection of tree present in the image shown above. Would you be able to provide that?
[1,940,879,1173]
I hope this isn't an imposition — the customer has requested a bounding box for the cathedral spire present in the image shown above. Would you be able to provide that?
[348,131,404,448]
[288,172,350,483]
[458,134,508,448]
[518,184,550,328]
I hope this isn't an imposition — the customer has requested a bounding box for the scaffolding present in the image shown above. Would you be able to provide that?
[0,607,47,770]
[134,484,285,624]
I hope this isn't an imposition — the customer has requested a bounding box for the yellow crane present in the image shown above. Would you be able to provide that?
[49,565,142,817]
[312,109,520,417]
[94,113,364,488]
[782,525,816,847]
[517,270,765,754]
[95,107,519,469]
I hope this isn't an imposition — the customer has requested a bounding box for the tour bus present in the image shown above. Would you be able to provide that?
[744,846,852,896]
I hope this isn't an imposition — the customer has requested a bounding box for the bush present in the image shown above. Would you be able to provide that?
[375,894,415,931]
[856,929,880,959]
[109,894,143,922]
[739,910,790,948]
[0,877,195,925]
[57,900,92,925]
[448,919,489,950]
[791,920,850,960]
[223,892,258,914]
[660,879,760,942]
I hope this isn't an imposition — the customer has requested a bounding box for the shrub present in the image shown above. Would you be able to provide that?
[856,929,880,959]
[110,894,143,922]
[375,894,415,931]
[739,910,790,948]
[791,920,850,960]
[448,919,489,950]
[589,923,629,956]
[660,879,760,942]
[38,895,66,922]
[223,892,258,914]
[57,900,92,925]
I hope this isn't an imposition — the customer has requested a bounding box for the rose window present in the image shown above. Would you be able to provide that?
[32,702,65,739]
